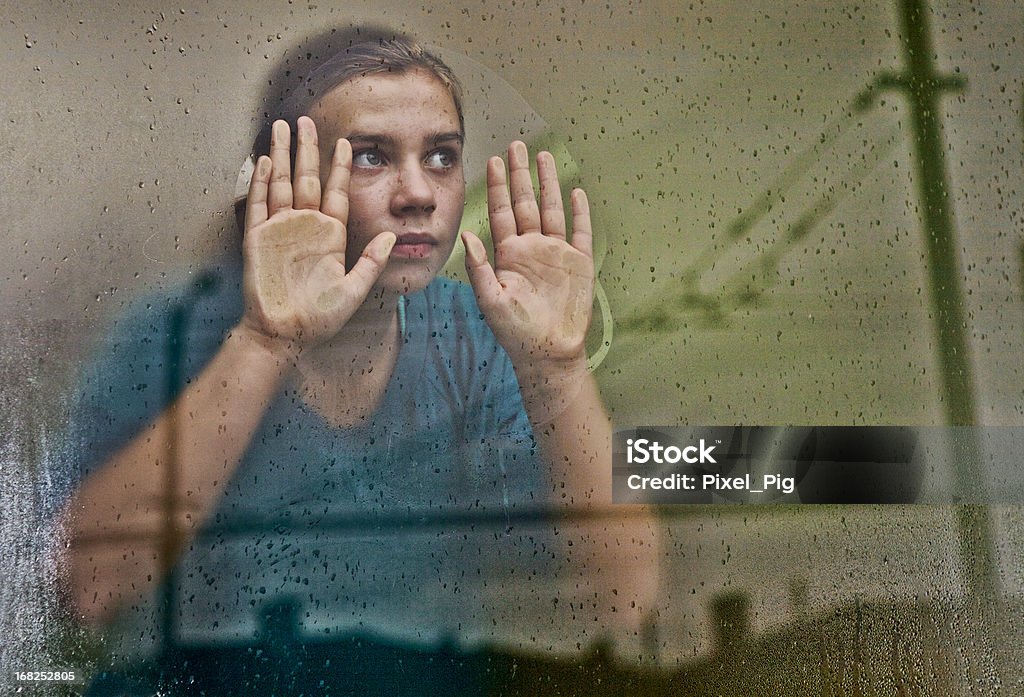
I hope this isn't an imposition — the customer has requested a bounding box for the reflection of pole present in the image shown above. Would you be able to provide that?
[160,304,181,651]
[893,0,975,427]
[889,0,998,687]
[160,272,219,651]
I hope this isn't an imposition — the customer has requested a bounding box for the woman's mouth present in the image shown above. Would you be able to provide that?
[390,233,437,259]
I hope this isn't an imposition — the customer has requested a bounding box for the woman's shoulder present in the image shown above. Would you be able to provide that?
[105,259,243,326]
[79,259,244,404]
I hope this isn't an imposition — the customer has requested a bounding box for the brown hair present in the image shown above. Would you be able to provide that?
[249,31,464,160]
[236,27,464,225]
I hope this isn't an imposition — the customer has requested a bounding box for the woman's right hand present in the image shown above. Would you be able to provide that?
[238,117,395,356]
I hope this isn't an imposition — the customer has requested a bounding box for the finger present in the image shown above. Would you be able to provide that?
[507,141,542,235]
[486,156,517,245]
[536,150,566,240]
[292,116,321,210]
[570,188,594,258]
[341,231,396,301]
[321,138,351,226]
[245,155,272,233]
[268,120,293,215]
[461,231,503,313]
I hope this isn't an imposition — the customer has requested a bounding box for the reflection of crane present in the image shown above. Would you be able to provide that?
[639,98,900,329]
[620,81,904,333]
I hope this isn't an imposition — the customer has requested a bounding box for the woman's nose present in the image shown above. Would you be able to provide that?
[390,161,436,214]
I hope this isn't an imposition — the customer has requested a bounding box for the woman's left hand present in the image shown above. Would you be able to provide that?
[463,141,594,377]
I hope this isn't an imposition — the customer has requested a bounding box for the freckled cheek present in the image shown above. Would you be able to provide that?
[439,179,467,232]
[346,187,389,231]
[342,189,390,267]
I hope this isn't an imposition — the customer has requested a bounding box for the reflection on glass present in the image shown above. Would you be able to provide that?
[56,27,657,695]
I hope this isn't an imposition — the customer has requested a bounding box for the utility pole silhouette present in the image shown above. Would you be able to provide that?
[872,0,999,689]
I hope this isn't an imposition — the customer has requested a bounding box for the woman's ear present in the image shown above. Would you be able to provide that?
[233,154,257,203]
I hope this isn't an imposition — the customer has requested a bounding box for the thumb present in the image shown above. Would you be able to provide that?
[337,231,396,304]
[286,230,394,344]
[309,232,394,335]
[462,231,502,311]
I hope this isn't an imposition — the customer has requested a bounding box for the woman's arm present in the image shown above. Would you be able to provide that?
[59,119,395,626]
[60,324,295,626]
[463,141,661,636]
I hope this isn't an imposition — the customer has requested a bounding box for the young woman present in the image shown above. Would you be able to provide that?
[61,34,656,691]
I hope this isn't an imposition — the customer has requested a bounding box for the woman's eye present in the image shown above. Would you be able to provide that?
[352,150,385,167]
[425,149,458,170]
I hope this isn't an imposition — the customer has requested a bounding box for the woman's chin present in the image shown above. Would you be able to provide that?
[375,264,439,296]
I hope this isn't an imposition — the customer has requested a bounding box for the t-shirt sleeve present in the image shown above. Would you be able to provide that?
[70,300,174,472]
[54,276,238,516]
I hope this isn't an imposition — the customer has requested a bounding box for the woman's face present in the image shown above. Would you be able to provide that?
[309,69,466,295]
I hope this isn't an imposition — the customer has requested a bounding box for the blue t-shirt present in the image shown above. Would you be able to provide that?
[66,264,559,653]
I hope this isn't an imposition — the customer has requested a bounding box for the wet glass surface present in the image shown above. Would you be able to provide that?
[2,1,1023,694]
